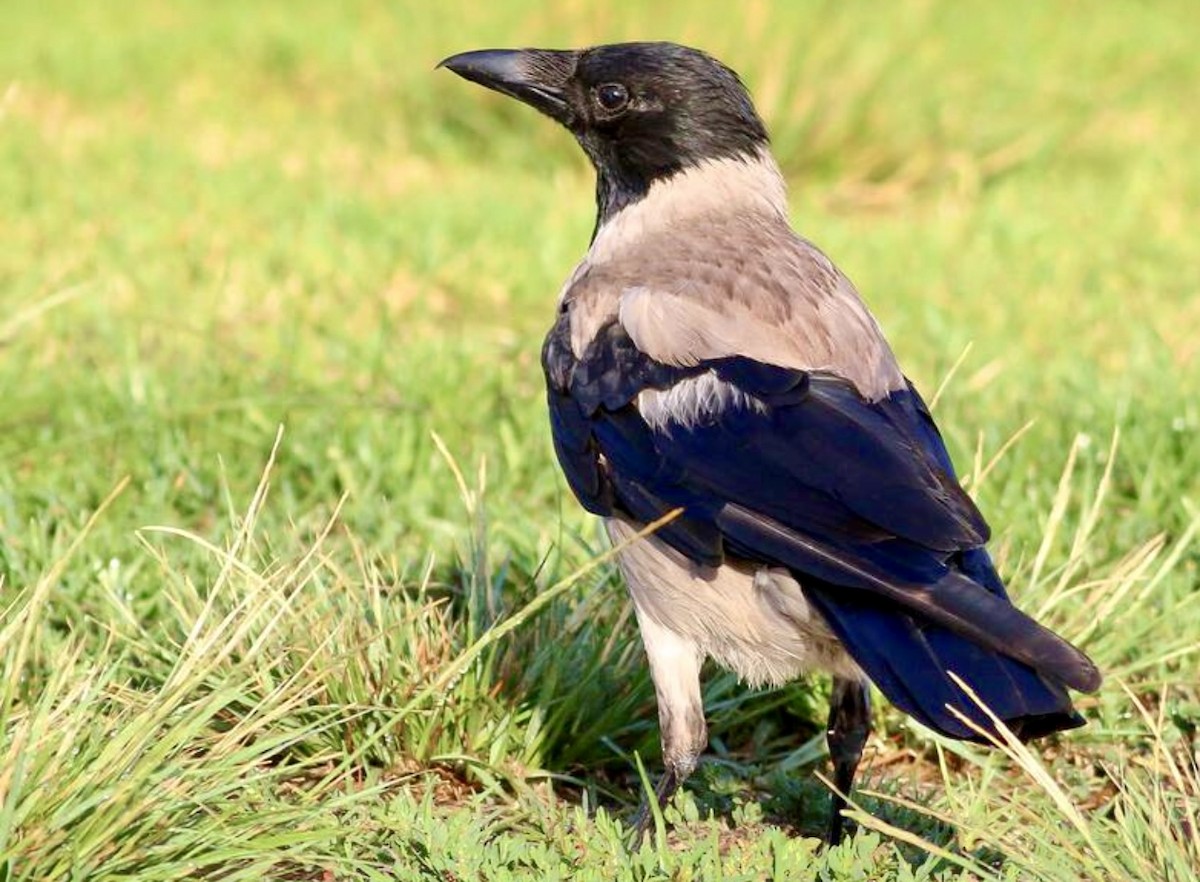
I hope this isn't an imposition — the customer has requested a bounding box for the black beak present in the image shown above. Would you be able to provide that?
[438,48,578,125]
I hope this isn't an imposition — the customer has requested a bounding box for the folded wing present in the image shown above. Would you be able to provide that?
[543,312,1101,738]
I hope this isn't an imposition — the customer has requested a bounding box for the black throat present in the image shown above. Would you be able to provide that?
[590,159,660,240]
[579,125,769,241]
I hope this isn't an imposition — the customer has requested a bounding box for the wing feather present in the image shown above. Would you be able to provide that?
[541,317,1101,695]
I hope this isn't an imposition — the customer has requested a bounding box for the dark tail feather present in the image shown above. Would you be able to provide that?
[809,589,1086,741]
[719,504,1102,694]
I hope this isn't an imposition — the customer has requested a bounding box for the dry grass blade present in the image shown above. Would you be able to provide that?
[328,507,683,779]
[928,341,974,413]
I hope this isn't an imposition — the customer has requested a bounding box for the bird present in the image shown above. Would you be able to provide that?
[439,41,1102,845]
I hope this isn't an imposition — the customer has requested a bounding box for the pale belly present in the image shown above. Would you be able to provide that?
[606,518,860,687]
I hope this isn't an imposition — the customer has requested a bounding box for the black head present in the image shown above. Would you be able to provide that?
[439,42,769,223]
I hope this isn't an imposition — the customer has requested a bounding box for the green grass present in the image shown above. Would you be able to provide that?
[2,0,1198,878]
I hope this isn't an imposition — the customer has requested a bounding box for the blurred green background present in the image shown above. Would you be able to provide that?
[1,1,1197,879]
[3,0,1197,555]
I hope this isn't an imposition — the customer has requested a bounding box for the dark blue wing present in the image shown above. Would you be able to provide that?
[542,317,1099,738]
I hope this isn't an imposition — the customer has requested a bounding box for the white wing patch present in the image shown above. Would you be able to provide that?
[637,371,766,431]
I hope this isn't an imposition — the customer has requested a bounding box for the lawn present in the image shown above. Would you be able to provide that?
[1,1,1197,879]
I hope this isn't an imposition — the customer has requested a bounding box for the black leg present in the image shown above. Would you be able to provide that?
[826,676,871,846]
[630,766,684,845]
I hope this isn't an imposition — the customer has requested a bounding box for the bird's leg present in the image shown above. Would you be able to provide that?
[628,610,707,846]
[629,765,686,843]
[826,676,871,846]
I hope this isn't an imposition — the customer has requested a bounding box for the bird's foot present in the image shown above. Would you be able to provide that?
[628,767,682,850]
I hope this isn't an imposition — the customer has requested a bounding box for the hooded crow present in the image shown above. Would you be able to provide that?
[440,41,1101,844]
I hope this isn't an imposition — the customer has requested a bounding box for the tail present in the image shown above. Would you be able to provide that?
[807,548,1091,741]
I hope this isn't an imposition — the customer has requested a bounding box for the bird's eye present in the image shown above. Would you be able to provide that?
[595,82,630,112]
